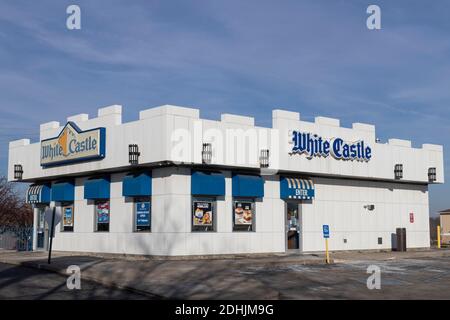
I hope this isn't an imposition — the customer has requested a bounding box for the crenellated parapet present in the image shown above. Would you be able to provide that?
[8,104,444,184]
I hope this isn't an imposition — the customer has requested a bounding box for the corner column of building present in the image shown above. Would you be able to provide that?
[152,166,191,256]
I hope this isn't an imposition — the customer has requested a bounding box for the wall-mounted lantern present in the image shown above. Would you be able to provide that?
[202,143,212,164]
[14,164,23,180]
[128,144,140,165]
[428,167,436,182]
[394,164,403,179]
[259,149,269,168]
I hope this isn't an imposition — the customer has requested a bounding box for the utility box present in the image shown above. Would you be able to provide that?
[396,228,407,251]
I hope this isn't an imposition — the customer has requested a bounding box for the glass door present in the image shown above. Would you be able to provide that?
[36,207,47,250]
[286,202,300,250]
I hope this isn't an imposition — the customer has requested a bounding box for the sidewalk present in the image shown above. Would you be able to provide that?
[1,248,449,299]
[0,250,326,299]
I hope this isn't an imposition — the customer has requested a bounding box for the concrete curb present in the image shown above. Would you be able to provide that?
[234,258,333,267]
[49,250,329,262]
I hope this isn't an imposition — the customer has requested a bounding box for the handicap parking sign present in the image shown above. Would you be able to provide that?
[323,225,330,238]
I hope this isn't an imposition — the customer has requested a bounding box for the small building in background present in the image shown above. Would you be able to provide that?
[439,209,450,244]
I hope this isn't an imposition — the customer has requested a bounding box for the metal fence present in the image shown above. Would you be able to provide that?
[0,226,33,251]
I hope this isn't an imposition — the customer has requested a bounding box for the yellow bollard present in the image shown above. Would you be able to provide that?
[325,238,330,264]
[437,225,441,249]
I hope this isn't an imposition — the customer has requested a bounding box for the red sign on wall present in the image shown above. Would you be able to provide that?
[410,212,414,223]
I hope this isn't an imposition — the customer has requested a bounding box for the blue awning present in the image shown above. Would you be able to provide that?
[27,184,51,204]
[191,171,225,196]
[51,181,75,202]
[232,174,264,198]
[84,177,110,200]
[280,177,314,200]
[123,172,152,197]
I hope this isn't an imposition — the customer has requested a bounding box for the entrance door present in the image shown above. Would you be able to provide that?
[36,208,47,250]
[286,202,300,249]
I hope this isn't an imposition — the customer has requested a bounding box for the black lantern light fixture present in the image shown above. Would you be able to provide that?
[259,149,269,168]
[14,164,23,180]
[428,167,436,182]
[128,144,140,165]
[202,143,212,164]
[394,164,403,179]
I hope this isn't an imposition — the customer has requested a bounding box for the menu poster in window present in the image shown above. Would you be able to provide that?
[193,201,213,226]
[136,202,150,227]
[63,206,74,227]
[234,202,253,225]
[96,202,110,224]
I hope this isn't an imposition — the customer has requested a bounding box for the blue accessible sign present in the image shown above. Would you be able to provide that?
[136,202,150,226]
[322,225,330,238]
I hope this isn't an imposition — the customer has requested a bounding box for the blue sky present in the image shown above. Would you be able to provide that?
[0,0,449,215]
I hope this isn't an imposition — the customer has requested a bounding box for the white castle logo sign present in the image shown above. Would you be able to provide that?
[40,122,105,166]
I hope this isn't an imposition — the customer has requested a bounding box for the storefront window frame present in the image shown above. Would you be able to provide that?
[37,207,46,231]
[94,200,110,232]
[286,201,300,232]
[191,197,216,232]
[285,201,301,250]
[232,198,256,232]
[36,206,49,250]
[133,196,151,232]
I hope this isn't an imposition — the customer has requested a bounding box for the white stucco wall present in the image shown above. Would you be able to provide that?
[301,178,429,252]
[48,167,430,256]
[51,167,286,256]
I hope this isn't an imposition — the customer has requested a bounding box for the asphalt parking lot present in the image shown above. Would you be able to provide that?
[239,256,450,299]
[0,262,147,300]
[1,250,450,299]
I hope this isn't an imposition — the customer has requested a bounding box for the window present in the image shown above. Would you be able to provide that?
[192,198,215,232]
[62,203,74,232]
[233,199,255,232]
[95,201,110,232]
[134,197,151,232]
[37,207,47,249]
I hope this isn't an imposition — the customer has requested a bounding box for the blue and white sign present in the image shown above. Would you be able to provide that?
[136,202,150,227]
[41,122,106,167]
[63,206,73,227]
[291,131,372,162]
[96,202,110,224]
[27,184,51,204]
[280,177,315,200]
[323,225,330,238]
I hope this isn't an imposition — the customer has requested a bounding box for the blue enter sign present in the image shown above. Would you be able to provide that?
[323,225,330,238]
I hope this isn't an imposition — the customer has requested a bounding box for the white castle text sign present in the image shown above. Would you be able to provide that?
[290,131,372,161]
[40,122,105,166]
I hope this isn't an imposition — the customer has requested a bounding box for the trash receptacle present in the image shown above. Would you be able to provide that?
[396,228,407,251]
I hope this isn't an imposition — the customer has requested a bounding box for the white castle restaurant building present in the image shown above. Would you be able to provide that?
[7,104,444,256]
